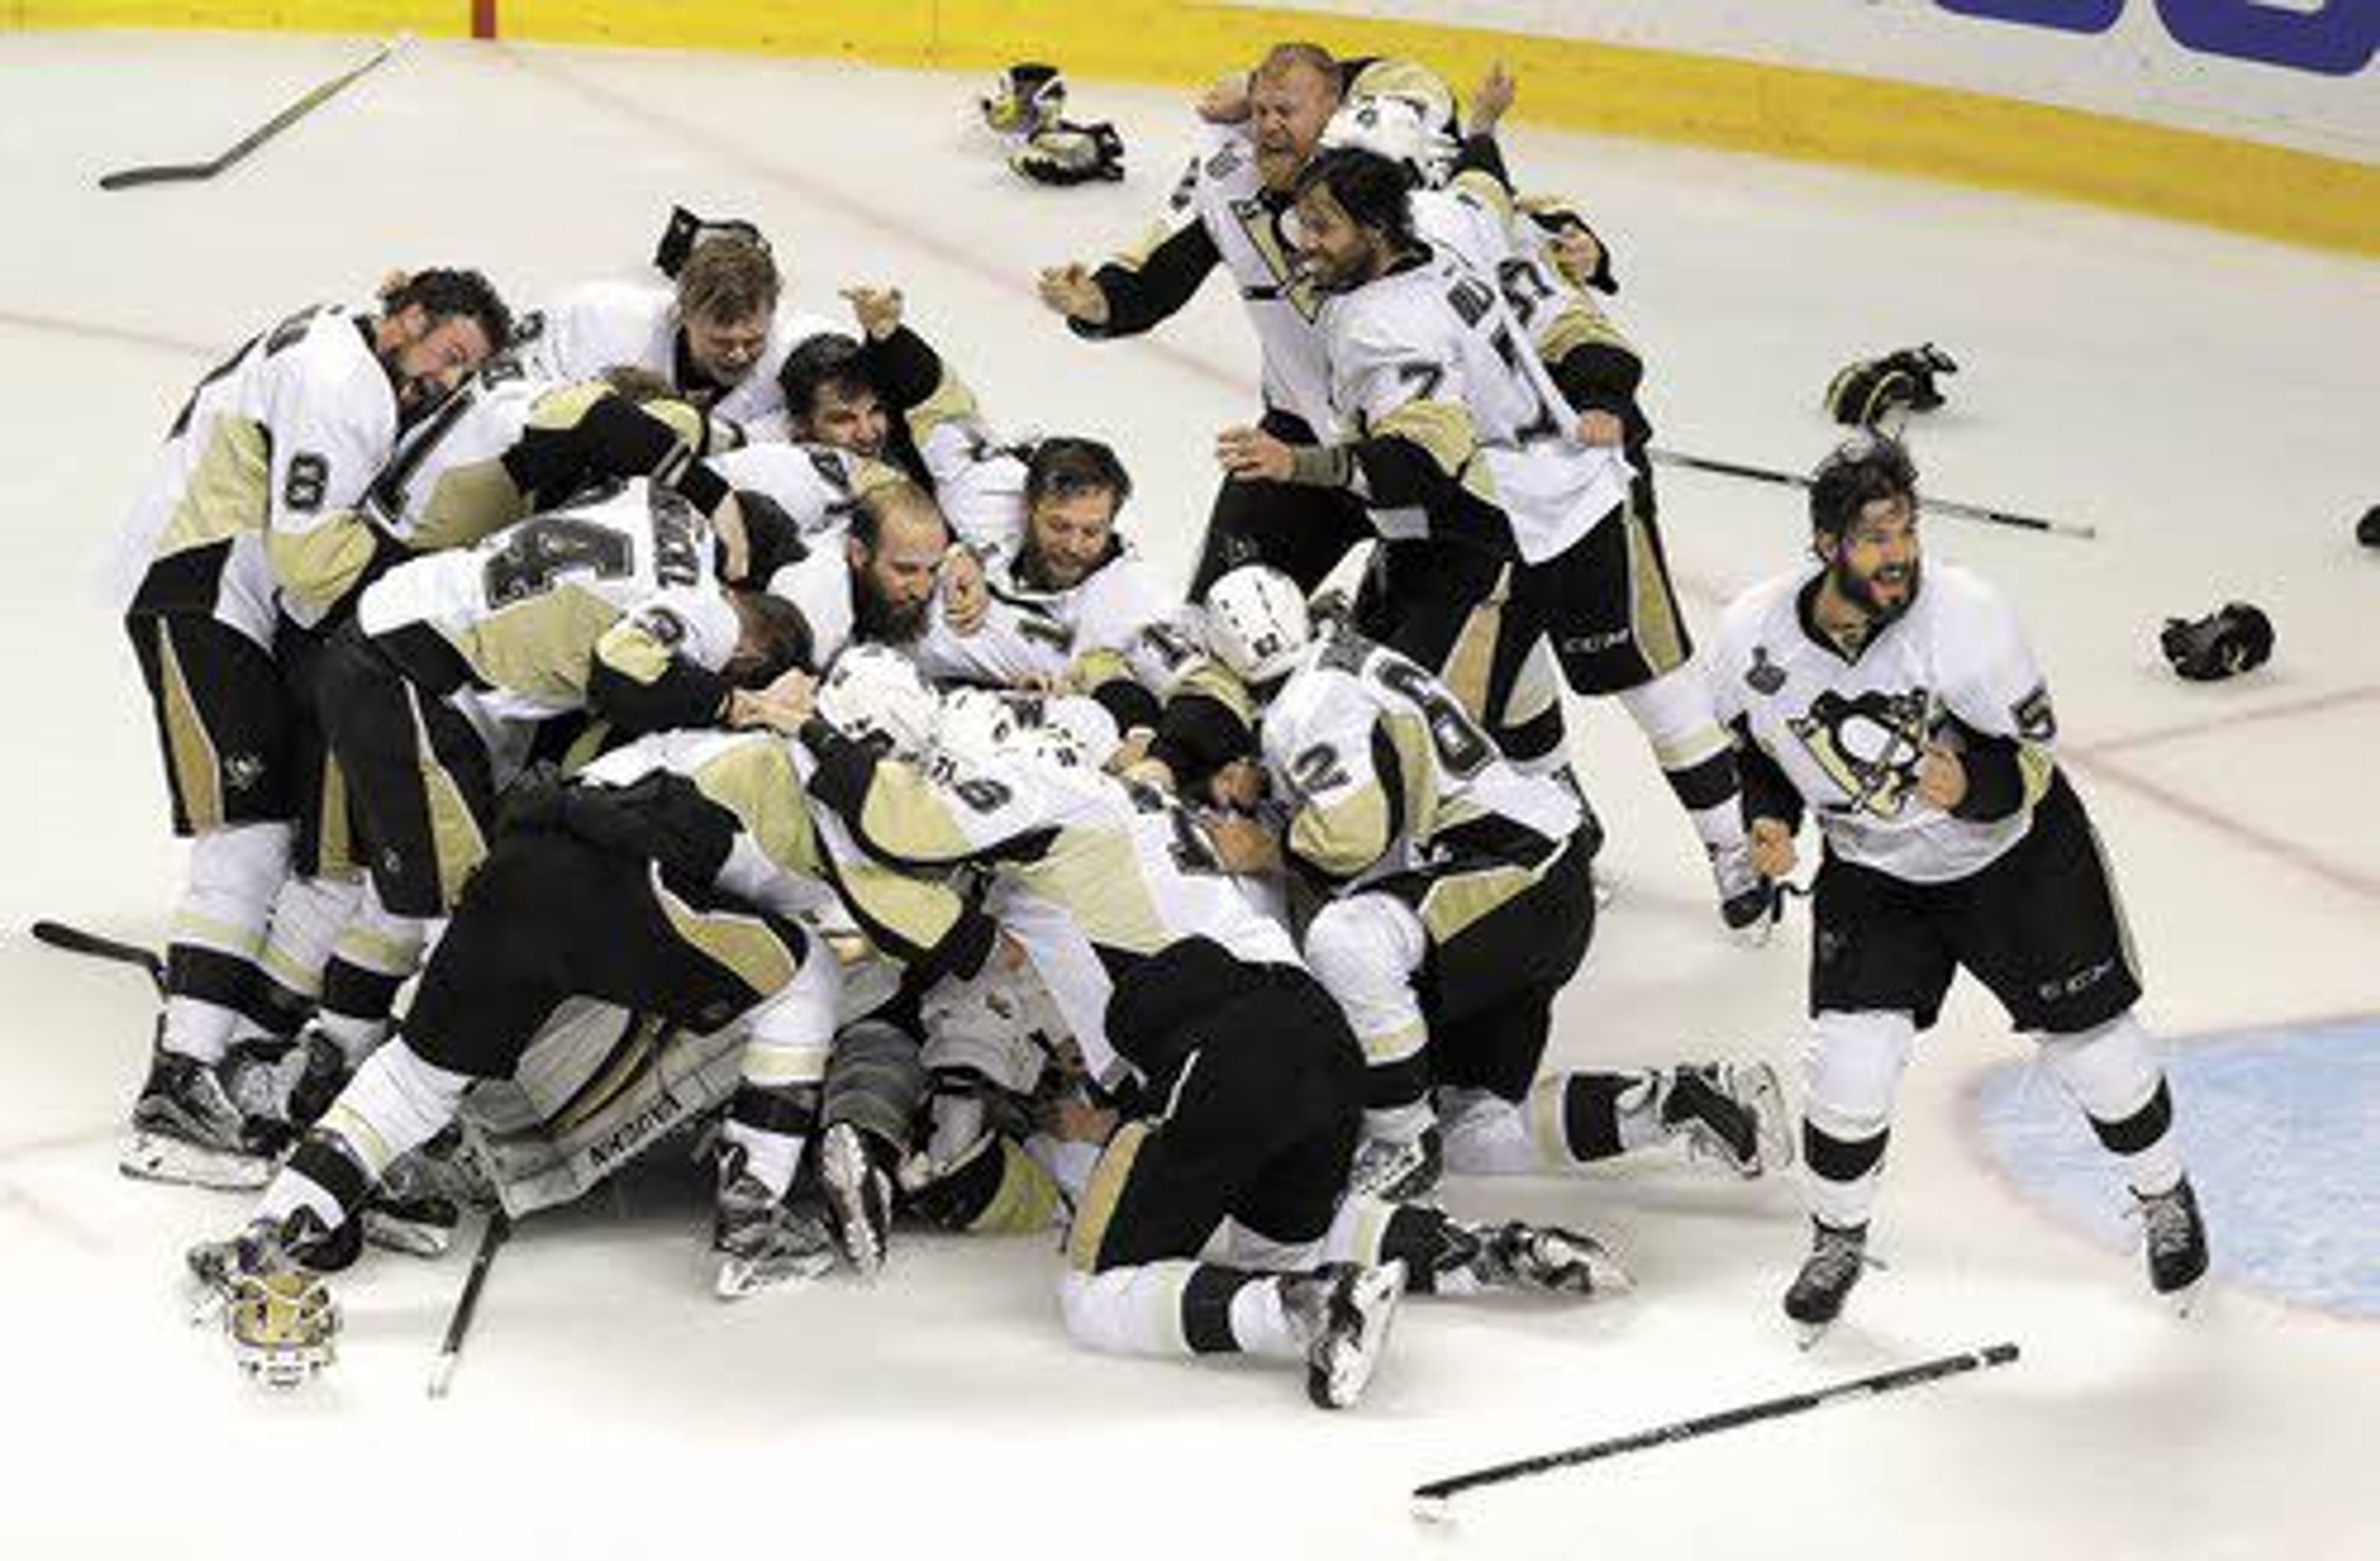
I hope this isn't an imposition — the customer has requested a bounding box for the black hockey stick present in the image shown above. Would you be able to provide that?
[428,1208,511,1399]
[98,35,408,191]
[29,920,165,995]
[1651,447,2096,540]
[1411,1342,2018,1515]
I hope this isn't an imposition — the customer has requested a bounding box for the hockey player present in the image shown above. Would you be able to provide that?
[361,358,717,553]
[1710,434,2208,1338]
[1036,43,1383,599]
[793,685,1627,1409]
[112,268,511,1188]
[1201,565,1786,1200]
[186,649,1007,1374]
[1217,144,1768,933]
[524,230,836,443]
[765,478,958,667]
[289,476,814,1078]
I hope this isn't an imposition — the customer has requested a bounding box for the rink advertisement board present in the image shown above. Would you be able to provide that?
[9,1,2377,253]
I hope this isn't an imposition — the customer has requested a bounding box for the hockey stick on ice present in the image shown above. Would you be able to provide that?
[428,1209,511,1399]
[98,35,410,191]
[1651,447,2096,539]
[28,920,165,995]
[1411,1342,2018,1517]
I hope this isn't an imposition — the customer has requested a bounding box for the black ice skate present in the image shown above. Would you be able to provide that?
[1467,1221,1632,1297]
[2132,1176,2210,1315]
[1783,1220,1876,1346]
[1663,1062,1794,1178]
[123,1043,270,1190]
[1347,1125,1443,1203]
[1282,1260,1406,1410]
[713,1145,835,1299]
[818,1120,896,1280]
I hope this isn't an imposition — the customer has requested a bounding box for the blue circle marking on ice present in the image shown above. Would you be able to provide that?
[1971,1016,2380,1318]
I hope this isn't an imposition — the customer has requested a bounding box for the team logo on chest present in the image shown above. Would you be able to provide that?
[1233,199,1323,320]
[1787,687,1934,817]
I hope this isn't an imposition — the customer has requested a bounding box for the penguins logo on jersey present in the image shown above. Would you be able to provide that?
[1789,687,1933,817]
[1233,198,1323,320]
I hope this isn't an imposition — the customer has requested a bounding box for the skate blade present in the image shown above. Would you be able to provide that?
[1792,1317,1834,1351]
[363,1204,457,1258]
[120,1131,270,1191]
[2162,1277,2206,1319]
[819,1131,888,1281]
[715,1248,835,1300]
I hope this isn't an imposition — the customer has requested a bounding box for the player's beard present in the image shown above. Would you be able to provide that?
[1833,555,1921,628]
[382,350,458,429]
[855,574,932,644]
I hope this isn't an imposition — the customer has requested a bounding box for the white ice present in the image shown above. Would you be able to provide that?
[1,30,2374,1560]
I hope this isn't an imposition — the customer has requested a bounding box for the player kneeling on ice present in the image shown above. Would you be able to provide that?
[184,648,1007,1379]
[1198,565,1792,1205]
[793,684,1624,1410]
[1710,434,2208,1341]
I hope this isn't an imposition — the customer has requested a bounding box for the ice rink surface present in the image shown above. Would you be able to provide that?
[2,30,2374,1559]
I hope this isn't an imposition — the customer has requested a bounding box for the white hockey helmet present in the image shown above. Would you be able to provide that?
[1319,94,1458,188]
[1204,565,1312,688]
[815,644,940,759]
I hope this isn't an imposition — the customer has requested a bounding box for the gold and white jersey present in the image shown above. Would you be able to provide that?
[519,279,837,441]
[806,737,1295,1088]
[1711,561,2058,884]
[1412,178,1634,402]
[113,302,400,642]
[915,537,1181,694]
[1259,628,1582,894]
[358,478,739,722]
[707,441,897,542]
[364,363,705,553]
[1124,124,1335,432]
[576,726,989,978]
[1325,248,1631,563]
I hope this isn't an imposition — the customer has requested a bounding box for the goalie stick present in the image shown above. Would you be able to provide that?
[1411,1342,2018,1516]
[1651,446,2096,539]
[29,920,165,995]
[98,35,408,191]
[428,1210,511,1399]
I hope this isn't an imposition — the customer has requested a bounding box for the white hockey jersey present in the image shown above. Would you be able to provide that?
[1118,125,1335,433]
[707,441,894,541]
[521,279,836,442]
[809,739,1295,1090]
[1324,249,1631,563]
[1710,561,2060,883]
[358,478,739,722]
[1259,629,1583,907]
[113,302,400,641]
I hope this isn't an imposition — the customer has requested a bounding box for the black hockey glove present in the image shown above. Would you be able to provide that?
[1010,120,1126,186]
[2159,602,2274,682]
[652,204,770,279]
[1824,343,1958,428]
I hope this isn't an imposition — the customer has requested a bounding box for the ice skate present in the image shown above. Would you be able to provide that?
[1663,1062,1794,1178]
[1283,1260,1406,1409]
[2132,1176,2210,1316]
[122,1044,271,1190]
[1783,1220,1875,1347]
[818,1120,896,1280]
[1466,1220,1631,1297]
[1347,1125,1442,1203]
[713,1146,835,1298]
